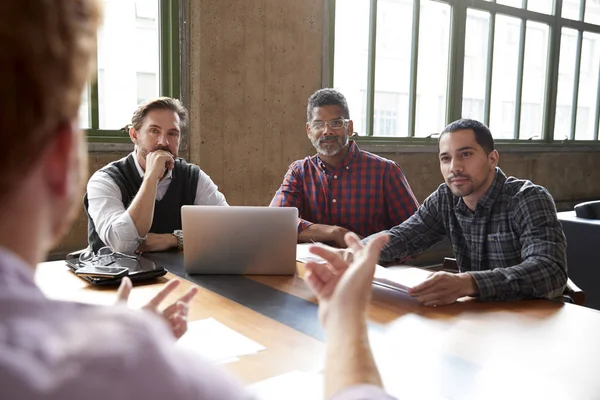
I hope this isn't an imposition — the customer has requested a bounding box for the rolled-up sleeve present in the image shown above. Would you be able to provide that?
[86,171,144,254]
[270,163,313,233]
[331,384,397,400]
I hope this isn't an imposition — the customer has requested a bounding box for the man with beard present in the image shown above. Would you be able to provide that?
[355,118,567,305]
[270,89,419,247]
[85,97,227,254]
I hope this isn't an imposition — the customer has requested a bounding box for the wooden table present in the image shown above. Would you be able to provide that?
[36,260,600,400]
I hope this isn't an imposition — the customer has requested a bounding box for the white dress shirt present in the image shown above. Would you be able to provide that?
[86,152,228,253]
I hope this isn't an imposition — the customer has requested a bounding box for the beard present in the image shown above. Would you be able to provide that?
[138,144,175,161]
[446,173,475,198]
[311,132,349,157]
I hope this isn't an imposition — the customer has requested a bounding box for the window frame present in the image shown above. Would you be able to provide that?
[86,0,181,143]
[326,0,600,150]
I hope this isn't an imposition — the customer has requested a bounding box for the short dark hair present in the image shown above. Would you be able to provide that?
[129,97,188,135]
[439,119,495,154]
[306,88,350,122]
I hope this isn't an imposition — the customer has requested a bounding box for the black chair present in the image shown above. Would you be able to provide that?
[558,203,600,310]
[574,200,600,219]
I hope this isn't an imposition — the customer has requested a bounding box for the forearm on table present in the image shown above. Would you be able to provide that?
[299,223,341,243]
[469,257,567,300]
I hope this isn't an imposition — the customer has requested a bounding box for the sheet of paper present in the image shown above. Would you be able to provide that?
[373,266,432,292]
[176,318,265,363]
[248,370,324,400]
[296,243,327,264]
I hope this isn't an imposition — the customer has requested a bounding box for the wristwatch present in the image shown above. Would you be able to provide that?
[173,229,183,251]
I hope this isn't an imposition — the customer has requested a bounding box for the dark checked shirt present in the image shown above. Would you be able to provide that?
[372,168,567,301]
[270,141,419,238]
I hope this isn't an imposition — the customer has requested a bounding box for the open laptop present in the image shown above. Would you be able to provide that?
[181,206,298,275]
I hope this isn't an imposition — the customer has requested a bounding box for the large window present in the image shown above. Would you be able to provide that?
[81,0,180,142]
[331,0,600,143]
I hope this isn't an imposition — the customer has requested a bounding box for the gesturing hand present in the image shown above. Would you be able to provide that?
[116,277,198,339]
[304,232,389,329]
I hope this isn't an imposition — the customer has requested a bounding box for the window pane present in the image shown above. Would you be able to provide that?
[373,0,413,137]
[137,72,158,105]
[585,0,600,24]
[528,0,553,15]
[365,92,408,136]
[462,9,490,122]
[333,0,370,135]
[562,0,582,20]
[98,0,159,129]
[554,28,578,139]
[497,0,523,9]
[519,21,549,140]
[490,15,521,139]
[79,85,90,129]
[414,0,451,137]
[575,32,600,140]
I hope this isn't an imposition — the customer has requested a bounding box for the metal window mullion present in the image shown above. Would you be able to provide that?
[90,72,100,130]
[541,0,562,142]
[323,0,336,87]
[365,0,378,137]
[407,0,420,137]
[569,30,584,140]
[159,0,180,98]
[513,15,527,139]
[484,12,495,126]
[446,2,466,124]
[594,62,600,140]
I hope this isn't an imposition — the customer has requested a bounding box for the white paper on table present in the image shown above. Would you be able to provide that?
[176,317,265,363]
[296,243,328,264]
[247,370,324,400]
[372,266,433,293]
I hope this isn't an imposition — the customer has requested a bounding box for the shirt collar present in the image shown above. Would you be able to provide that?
[0,246,43,295]
[315,140,360,171]
[132,150,173,180]
[455,167,506,212]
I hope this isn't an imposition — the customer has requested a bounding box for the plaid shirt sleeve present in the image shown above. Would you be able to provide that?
[366,189,447,263]
[269,163,313,233]
[384,162,419,225]
[468,185,568,301]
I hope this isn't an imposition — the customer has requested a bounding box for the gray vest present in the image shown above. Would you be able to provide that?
[84,153,200,253]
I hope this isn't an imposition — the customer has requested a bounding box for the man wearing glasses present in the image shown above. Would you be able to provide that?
[270,88,419,247]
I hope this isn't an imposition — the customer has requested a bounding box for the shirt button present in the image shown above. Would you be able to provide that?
[346,166,349,170]
[332,199,337,203]
[334,175,338,179]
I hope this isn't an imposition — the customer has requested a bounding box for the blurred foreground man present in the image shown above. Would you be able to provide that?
[0,1,397,399]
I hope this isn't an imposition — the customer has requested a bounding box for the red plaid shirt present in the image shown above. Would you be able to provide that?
[270,141,419,237]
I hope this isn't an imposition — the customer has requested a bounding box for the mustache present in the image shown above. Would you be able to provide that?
[151,146,173,155]
[448,173,469,180]
[319,136,340,143]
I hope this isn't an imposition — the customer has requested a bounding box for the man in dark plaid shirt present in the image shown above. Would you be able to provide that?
[270,89,419,247]
[364,119,567,305]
